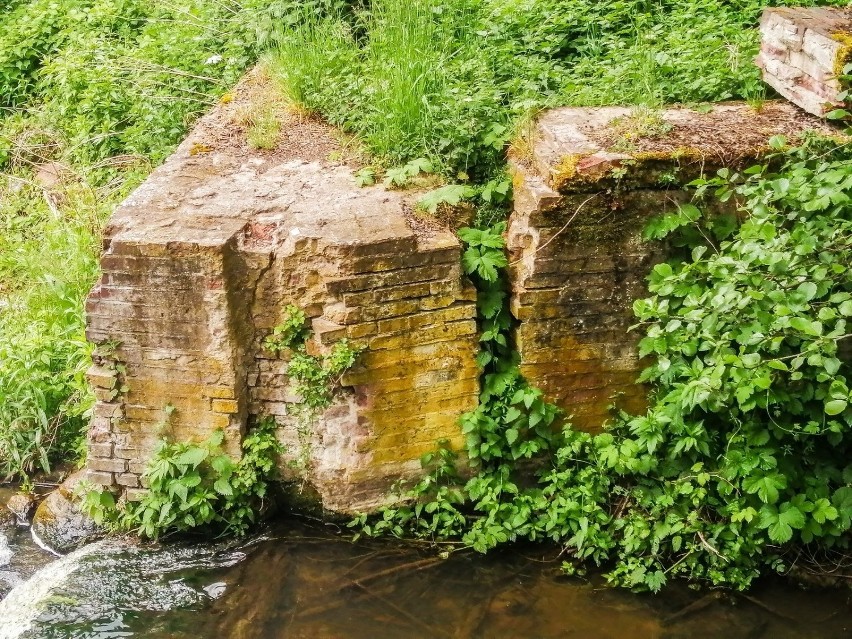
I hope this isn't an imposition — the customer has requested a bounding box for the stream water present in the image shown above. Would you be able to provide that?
[1,486,850,639]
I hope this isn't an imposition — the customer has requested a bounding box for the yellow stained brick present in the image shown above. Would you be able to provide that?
[205,386,237,399]
[211,398,239,413]
[345,322,378,339]
[368,378,479,411]
[371,437,465,465]
[207,413,232,430]
[369,320,476,351]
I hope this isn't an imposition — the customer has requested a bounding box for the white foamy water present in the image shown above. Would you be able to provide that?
[0,533,11,567]
[0,540,107,639]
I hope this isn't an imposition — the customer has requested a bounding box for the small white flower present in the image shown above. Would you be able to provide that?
[205,54,223,65]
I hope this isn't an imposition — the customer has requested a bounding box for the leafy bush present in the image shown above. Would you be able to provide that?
[0,178,114,481]
[358,140,852,591]
[83,417,283,538]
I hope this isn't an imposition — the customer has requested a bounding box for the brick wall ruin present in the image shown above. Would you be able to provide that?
[756,6,851,117]
[84,76,479,513]
[83,8,847,513]
[507,103,838,431]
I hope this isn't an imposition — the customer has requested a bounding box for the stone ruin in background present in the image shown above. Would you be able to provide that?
[756,7,851,117]
[82,6,849,513]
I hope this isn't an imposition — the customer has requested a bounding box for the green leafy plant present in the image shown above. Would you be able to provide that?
[357,138,852,592]
[383,157,433,188]
[83,415,283,539]
[0,178,103,481]
[417,184,476,214]
[264,304,361,411]
[824,61,852,120]
[263,305,361,473]
[354,167,376,186]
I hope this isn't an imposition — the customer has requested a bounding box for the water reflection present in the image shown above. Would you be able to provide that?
[126,518,852,639]
[1,510,850,639]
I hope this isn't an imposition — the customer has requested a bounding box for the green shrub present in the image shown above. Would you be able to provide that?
[358,139,852,591]
[83,416,284,538]
[264,304,362,411]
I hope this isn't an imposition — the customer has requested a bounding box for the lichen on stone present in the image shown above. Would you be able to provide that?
[831,31,852,81]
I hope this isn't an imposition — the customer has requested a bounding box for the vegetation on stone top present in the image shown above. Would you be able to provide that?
[269,0,850,182]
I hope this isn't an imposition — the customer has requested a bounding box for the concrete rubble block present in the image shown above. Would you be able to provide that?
[508,102,840,432]
[83,70,479,514]
[756,7,852,117]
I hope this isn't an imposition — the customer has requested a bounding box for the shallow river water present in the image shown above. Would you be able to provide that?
[1,487,850,639]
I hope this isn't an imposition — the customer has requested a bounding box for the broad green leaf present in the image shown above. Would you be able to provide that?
[824,399,847,416]
[176,446,208,468]
[812,498,838,524]
[743,473,785,504]
[214,478,234,497]
[778,504,805,530]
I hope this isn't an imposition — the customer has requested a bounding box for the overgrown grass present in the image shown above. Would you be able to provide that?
[0,0,284,481]
[270,0,850,180]
[271,0,505,178]
[0,176,114,479]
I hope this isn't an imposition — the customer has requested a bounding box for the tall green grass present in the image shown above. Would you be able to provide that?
[272,0,492,170]
[0,0,283,481]
[269,0,851,178]
[0,180,111,480]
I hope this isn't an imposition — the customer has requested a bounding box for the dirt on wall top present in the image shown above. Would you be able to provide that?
[514,101,845,193]
[103,66,455,254]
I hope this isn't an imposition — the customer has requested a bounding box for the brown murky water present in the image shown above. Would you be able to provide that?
[125,518,852,639]
[1,497,850,639]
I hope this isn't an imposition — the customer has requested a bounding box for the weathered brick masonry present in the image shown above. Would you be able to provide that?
[85,78,479,512]
[756,6,852,117]
[84,20,845,512]
[507,103,838,431]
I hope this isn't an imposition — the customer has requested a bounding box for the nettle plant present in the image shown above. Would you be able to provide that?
[83,415,283,539]
[356,138,852,592]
